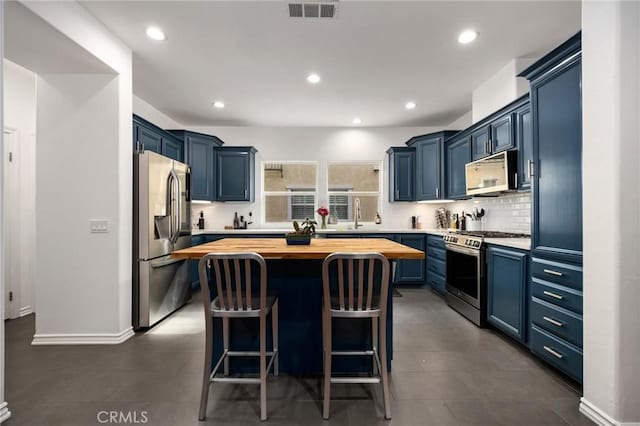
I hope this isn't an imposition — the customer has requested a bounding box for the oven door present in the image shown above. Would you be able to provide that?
[445,244,482,309]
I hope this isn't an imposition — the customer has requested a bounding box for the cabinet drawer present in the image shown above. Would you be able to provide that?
[426,257,446,277]
[426,245,446,261]
[427,235,445,249]
[531,278,582,314]
[530,324,583,383]
[427,272,446,294]
[531,257,582,290]
[530,298,582,347]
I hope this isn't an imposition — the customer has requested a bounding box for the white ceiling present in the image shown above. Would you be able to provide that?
[80,1,581,127]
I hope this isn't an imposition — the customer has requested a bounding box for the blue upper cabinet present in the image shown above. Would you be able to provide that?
[491,114,514,153]
[516,104,533,190]
[520,32,582,264]
[170,130,224,202]
[471,114,514,161]
[487,246,528,343]
[406,131,458,201]
[133,115,185,162]
[134,123,163,154]
[387,147,415,202]
[216,147,257,202]
[162,134,185,163]
[445,134,471,199]
[471,126,491,161]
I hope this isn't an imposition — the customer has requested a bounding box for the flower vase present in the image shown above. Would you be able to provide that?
[321,216,327,229]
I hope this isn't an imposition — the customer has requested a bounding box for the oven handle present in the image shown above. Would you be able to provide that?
[445,244,480,257]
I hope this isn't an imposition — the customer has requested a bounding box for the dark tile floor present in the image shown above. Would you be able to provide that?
[5,288,592,425]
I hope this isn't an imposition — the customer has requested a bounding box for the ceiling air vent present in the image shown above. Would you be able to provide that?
[288,1,338,18]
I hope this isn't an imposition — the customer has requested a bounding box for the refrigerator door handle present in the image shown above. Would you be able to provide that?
[169,169,181,244]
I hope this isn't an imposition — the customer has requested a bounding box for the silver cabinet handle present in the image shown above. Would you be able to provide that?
[543,316,564,327]
[244,188,248,199]
[543,290,564,300]
[514,173,518,189]
[528,160,534,178]
[543,346,564,359]
[395,189,399,199]
[543,269,563,277]
[436,187,439,198]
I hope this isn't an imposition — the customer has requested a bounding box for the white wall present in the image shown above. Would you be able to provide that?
[581,1,640,425]
[472,58,535,123]
[447,110,472,130]
[0,0,10,421]
[3,59,36,318]
[22,1,134,343]
[187,126,447,230]
[133,95,182,129]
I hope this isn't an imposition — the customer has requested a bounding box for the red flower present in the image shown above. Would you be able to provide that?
[317,207,329,217]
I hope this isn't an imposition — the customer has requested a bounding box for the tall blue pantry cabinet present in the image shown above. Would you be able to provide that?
[520,32,584,383]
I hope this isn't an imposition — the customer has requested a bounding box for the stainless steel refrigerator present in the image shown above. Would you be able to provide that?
[133,151,192,329]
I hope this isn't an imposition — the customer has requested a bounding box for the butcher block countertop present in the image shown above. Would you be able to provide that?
[172,237,425,260]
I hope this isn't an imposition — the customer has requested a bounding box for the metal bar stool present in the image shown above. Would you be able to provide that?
[321,252,391,420]
[198,252,279,421]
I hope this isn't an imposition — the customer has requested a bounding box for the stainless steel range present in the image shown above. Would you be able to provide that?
[443,230,530,326]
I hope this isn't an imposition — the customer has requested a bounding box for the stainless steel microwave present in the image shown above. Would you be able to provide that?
[465,151,518,196]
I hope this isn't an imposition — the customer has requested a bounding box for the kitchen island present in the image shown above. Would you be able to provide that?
[172,237,424,374]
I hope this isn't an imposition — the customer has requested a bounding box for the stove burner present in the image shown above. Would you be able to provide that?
[452,230,530,238]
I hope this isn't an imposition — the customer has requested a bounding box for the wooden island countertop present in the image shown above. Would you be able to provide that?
[171,237,425,260]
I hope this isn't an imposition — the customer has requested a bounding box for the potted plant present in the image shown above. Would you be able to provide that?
[285,218,317,245]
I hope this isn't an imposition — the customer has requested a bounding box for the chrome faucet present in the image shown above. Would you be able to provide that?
[354,197,363,228]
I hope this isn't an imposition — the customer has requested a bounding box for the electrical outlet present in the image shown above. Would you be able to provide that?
[90,219,110,233]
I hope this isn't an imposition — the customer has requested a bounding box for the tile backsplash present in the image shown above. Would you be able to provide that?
[450,192,531,234]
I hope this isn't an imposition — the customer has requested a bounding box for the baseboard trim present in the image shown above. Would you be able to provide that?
[31,327,134,345]
[19,306,33,317]
[580,398,640,426]
[0,402,11,423]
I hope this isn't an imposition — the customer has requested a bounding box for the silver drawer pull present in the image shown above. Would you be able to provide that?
[543,290,564,300]
[543,269,564,277]
[543,316,564,327]
[543,346,564,359]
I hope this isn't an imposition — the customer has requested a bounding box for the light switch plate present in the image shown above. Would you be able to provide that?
[90,219,110,233]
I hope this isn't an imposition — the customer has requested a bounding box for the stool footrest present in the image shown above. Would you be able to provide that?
[227,351,275,357]
[212,377,261,384]
[330,377,381,384]
[331,350,375,356]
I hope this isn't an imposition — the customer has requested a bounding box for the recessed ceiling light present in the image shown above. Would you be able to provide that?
[213,101,225,109]
[458,29,478,45]
[307,73,321,84]
[405,101,417,110]
[352,118,362,125]
[145,26,166,41]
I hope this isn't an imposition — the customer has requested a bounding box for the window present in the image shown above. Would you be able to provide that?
[263,162,317,223]
[328,186,353,220]
[262,161,382,224]
[288,187,315,220]
[327,162,381,223]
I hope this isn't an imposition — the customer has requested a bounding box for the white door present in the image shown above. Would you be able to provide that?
[3,129,18,319]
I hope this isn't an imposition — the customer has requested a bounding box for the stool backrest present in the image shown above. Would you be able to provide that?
[198,252,267,312]
[321,252,390,314]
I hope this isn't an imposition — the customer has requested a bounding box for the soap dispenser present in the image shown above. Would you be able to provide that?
[198,211,205,230]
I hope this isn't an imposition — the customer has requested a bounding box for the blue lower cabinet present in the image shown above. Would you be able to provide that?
[426,235,446,294]
[486,246,528,343]
[394,234,426,284]
[530,324,583,383]
[190,235,205,290]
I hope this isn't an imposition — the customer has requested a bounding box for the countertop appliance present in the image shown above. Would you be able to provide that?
[465,151,518,196]
[133,151,192,329]
[443,230,529,326]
